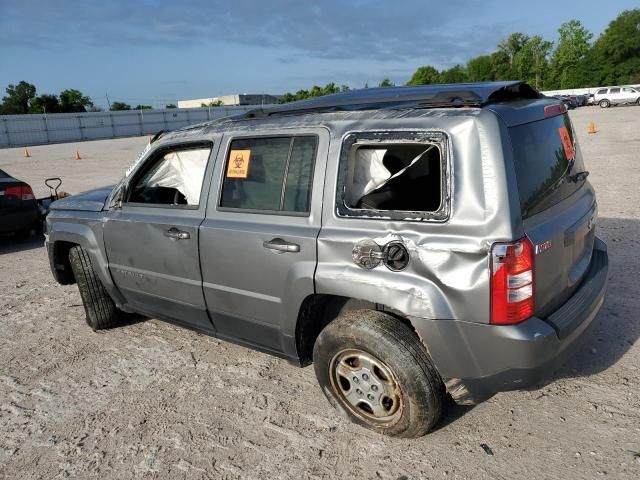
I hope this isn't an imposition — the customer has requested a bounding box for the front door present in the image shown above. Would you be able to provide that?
[103,141,215,331]
[199,130,328,353]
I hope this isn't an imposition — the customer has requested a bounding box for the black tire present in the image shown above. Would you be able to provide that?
[313,309,446,438]
[599,99,610,108]
[68,245,120,330]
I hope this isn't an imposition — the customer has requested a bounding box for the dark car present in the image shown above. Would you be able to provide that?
[0,169,39,237]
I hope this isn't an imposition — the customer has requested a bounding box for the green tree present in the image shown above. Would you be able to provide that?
[1,81,37,114]
[498,32,530,70]
[279,82,342,103]
[378,78,395,87]
[466,55,495,82]
[590,9,640,85]
[406,65,441,85]
[201,100,223,107]
[439,65,467,83]
[29,94,60,114]
[513,36,553,89]
[549,20,593,88]
[165,104,177,109]
[490,50,512,80]
[110,101,131,111]
[134,104,152,110]
[59,89,93,113]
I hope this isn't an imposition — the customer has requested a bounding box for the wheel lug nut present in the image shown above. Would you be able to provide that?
[362,373,369,381]
[367,393,375,401]
[356,388,363,396]
[352,376,359,383]
[371,385,378,392]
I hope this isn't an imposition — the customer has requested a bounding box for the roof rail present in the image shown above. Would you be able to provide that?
[243,81,539,118]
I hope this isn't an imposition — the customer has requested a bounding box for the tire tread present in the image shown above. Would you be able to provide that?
[69,246,119,330]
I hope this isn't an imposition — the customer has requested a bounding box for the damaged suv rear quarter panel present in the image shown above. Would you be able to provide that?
[316,109,521,332]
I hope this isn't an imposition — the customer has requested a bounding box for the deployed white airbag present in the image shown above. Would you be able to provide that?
[145,148,210,205]
[349,148,390,206]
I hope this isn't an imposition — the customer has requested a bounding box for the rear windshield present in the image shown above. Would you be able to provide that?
[509,113,585,218]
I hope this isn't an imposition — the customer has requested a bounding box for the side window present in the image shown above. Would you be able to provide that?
[127,144,211,207]
[220,136,317,214]
[337,131,449,222]
[596,89,607,95]
[610,87,621,94]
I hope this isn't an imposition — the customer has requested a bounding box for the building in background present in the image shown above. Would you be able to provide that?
[178,94,281,108]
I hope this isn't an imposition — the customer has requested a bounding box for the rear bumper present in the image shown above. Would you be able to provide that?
[0,204,39,233]
[417,237,608,404]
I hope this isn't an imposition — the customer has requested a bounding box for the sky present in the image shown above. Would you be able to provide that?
[1,0,638,108]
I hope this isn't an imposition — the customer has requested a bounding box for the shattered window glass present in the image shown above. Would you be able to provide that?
[346,143,442,213]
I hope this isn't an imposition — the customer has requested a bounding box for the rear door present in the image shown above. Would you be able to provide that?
[509,112,596,317]
[608,87,622,104]
[199,129,328,353]
[103,141,215,331]
[621,87,638,103]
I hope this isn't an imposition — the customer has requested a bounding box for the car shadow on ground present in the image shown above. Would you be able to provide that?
[547,217,639,383]
[0,232,44,255]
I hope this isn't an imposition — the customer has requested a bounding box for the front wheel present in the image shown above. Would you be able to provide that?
[599,99,610,108]
[68,245,121,330]
[313,310,446,438]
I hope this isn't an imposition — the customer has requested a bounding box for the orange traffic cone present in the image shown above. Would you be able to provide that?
[74,150,82,160]
[588,122,597,134]
[23,148,31,158]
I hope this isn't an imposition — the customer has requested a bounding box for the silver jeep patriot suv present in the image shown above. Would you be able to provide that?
[46,82,608,437]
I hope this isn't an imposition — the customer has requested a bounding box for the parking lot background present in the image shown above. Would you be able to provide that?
[1,107,639,479]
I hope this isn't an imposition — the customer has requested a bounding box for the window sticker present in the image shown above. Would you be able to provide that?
[558,127,575,160]
[226,149,251,179]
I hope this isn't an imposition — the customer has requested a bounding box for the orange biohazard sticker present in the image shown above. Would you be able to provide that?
[558,127,575,160]
[226,149,251,179]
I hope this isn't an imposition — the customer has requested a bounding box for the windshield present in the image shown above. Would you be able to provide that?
[509,113,586,218]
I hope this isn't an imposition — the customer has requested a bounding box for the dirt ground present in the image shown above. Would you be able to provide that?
[1,107,639,480]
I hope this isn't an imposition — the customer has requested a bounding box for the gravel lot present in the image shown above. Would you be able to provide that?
[1,107,639,479]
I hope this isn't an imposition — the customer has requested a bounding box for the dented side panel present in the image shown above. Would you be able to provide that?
[316,111,518,324]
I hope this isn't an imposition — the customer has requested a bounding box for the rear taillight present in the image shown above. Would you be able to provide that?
[544,103,567,118]
[490,237,535,325]
[4,185,35,201]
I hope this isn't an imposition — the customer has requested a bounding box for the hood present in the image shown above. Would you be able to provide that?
[50,185,114,212]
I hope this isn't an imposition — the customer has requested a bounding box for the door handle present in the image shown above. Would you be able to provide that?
[164,227,190,240]
[263,238,300,253]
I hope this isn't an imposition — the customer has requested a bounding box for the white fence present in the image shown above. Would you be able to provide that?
[0,105,271,148]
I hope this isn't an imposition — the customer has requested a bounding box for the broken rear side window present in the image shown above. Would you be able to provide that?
[345,143,442,214]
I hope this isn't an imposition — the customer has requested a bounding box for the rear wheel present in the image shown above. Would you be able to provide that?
[313,309,445,437]
[68,245,120,330]
[599,99,610,108]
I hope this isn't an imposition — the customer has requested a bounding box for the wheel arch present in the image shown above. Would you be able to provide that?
[294,294,420,366]
[47,222,126,306]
